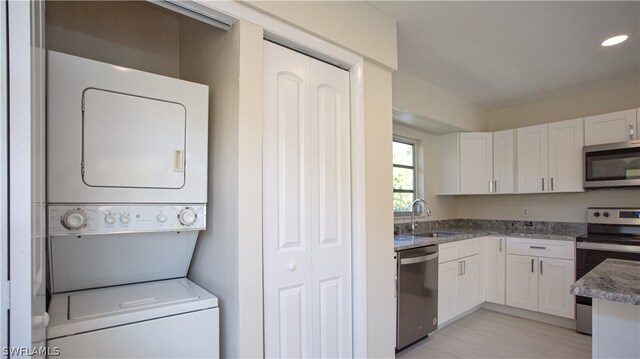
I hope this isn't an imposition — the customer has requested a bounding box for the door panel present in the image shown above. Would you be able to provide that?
[493,130,514,193]
[263,41,351,358]
[458,255,480,312]
[310,58,352,358]
[584,109,637,145]
[517,124,548,193]
[83,89,186,189]
[538,258,575,319]
[506,255,538,311]
[548,118,584,192]
[460,133,493,194]
[437,260,459,324]
[484,237,506,305]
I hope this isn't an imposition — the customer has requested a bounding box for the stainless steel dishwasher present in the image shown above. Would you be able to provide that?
[396,245,438,350]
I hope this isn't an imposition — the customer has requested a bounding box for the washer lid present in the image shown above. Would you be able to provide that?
[68,280,199,320]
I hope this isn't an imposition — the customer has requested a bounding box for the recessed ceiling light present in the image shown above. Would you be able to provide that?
[601,34,629,47]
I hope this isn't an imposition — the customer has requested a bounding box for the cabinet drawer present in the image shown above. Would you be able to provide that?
[506,237,574,260]
[439,238,479,263]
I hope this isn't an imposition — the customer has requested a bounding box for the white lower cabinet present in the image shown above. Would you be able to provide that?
[483,236,506,305]
[438,239,483,325]
[505,238,575,319]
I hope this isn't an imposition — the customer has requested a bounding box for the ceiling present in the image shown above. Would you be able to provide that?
[370,1,640,109]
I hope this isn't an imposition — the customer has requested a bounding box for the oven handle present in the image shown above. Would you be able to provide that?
[577,241,640,254]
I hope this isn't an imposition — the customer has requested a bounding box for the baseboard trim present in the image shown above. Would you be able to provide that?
[482,302,576,330]
[437,303,484,330]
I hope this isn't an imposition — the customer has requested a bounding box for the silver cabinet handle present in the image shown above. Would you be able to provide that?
[550,177,554,191]
[462,260,466,275]
[540,260,543,275]
[531,258,534,273]
[630,123,635,140]
[542,178,545,191]
[494,180,498,193]
[489,180,493,193]
[400,253,438,265]
[458,261,462,276]
[530,245,546,250]
[499,238,503,252]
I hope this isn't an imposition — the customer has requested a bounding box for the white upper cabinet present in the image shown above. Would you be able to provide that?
[548,118,584,192]
[584,109,638,146]
[460,133,493,194]
[437,132,513,195]
[492,130,515,194]
[517,118,584,194]
[517,124,549,193]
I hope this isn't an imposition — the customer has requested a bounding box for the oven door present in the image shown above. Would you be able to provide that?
[584,140,640,188]
[575,241,640,334]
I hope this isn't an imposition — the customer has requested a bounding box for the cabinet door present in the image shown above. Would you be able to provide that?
[484,237,506,305]
[584,109,637,145]
[538,258,575,319]
[458,255,481,312]
[548,118,584,192]
[506,255,538,311]
[517,124,549,193]
[438,260,459,325]
[492,130,515,194]
[460,132,493,194]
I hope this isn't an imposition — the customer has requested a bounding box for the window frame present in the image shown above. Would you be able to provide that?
[392,135,418,216]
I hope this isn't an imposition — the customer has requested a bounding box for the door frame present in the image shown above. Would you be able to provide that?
[170,1,368,356]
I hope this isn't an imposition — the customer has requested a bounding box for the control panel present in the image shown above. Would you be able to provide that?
[48,204,206,236]
[587,208,640,225]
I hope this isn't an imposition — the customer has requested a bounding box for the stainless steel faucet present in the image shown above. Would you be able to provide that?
[411,198,431,233]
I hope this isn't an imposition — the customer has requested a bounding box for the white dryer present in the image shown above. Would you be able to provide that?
[47,51,209,204]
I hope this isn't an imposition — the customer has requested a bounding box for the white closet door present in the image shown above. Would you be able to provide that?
[309,58,352,358]
[263,41,352,358]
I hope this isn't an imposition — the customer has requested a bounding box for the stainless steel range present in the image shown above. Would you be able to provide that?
[575,208,640,334]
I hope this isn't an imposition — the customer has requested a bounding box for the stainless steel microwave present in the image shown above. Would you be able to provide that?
[584,140,640,189]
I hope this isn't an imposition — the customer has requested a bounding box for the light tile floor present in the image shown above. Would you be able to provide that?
[396,309,591,358]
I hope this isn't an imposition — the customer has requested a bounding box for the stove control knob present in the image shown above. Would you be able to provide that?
[593,211,600,217]
[120,213,131,224]
[62,209,87,230]
[603,212,610,218]
[104,213,116,224]
[179,208,197,226]
[157,214,167,223]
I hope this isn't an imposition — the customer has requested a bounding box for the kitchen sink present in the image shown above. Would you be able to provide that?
[416,231,460,238]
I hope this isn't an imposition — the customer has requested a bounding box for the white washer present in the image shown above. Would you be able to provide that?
[47,278,219,358]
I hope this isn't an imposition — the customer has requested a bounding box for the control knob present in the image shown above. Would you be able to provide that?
[105,213,116,224]
[603,212,610,218]
[157,214,167,223]
[593,212,600,217]
[120,213,131,224]
[61,209,88,230]
[179,208,197,226]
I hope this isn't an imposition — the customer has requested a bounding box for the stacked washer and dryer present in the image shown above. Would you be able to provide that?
[45,51,219,358]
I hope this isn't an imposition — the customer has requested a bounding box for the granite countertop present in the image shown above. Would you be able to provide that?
[394,228,581,251]
[570,259,640,305]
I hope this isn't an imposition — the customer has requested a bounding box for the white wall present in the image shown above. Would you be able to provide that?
[183,19,264,358]
[46,1,181,77]
[247,0,397,69]
[363,61,395,357]
[393,70,490,132]
[457,191,640,223]
[489,81,640,131]
[393,124,457,222]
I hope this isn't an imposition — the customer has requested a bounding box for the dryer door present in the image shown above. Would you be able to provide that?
[82,89,186,189]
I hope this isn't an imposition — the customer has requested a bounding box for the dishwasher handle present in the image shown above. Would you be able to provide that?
[400,253,439,265]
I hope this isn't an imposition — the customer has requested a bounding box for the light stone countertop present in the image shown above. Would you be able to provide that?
[394,228,579,252]
[570,258,640,305]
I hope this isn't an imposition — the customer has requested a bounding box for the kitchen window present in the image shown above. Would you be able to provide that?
[393,137,416,213]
